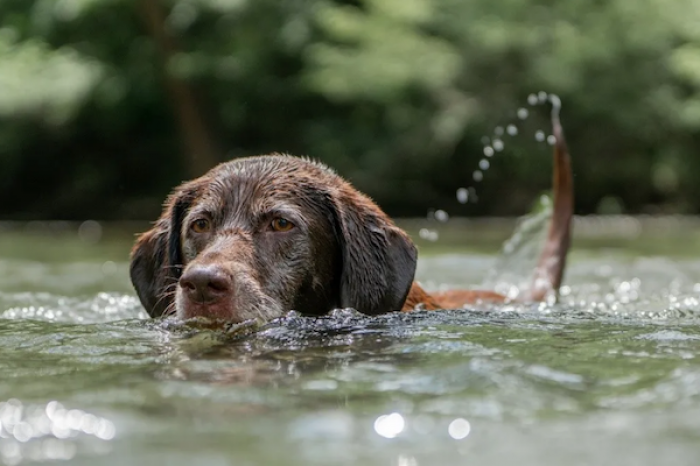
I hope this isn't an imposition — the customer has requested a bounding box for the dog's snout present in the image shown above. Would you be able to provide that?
[180,264,231,304]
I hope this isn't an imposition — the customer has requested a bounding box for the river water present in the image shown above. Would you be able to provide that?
[0,218,699,465]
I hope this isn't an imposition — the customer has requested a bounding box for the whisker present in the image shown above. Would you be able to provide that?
[153,284,177,312]
[161,275,180,285]
[163,301,177,317]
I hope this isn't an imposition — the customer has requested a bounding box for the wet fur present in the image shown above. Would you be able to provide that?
[131,155,418,322]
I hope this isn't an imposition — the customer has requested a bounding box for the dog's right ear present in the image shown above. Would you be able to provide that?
[327,186,418,316]
[129,186,196,317]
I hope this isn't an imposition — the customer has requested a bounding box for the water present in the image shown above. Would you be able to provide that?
[1,220,700,465]
[458,92,559,207]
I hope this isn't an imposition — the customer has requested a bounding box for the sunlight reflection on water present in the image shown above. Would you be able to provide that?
[0,400,114,465]
[0,292,146,323]
[374,412,405,439]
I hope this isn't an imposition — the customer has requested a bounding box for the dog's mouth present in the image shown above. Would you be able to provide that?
[176,314,261,335]
[177,296,240,321]
[169,261,280,323]
[174,283,284,324]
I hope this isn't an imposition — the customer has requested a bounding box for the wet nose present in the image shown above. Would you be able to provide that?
[179,264,232,303]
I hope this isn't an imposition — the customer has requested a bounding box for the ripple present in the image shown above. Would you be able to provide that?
[0,260,132,295]
[1,223,700,465]
[0,292,146,323]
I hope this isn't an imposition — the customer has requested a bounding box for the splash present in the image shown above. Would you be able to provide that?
[429,92,560,225]
[455,91,560,206]
[428,92,567,299]
[481,195,553,299]
[0,292,146,323]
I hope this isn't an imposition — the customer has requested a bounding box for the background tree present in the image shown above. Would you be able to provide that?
[0,0,699,220]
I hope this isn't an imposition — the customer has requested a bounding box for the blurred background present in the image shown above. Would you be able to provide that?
[2,0,700,222]
[5,5,700,466]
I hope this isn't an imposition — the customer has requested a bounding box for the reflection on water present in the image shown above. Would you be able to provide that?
[0,220,700,465]
[0,293,145,323]
[0,400,115,465]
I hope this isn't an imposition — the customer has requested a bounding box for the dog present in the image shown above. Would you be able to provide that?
[130,110,572,323]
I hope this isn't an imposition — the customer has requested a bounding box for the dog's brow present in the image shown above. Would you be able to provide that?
[261,205,308,227]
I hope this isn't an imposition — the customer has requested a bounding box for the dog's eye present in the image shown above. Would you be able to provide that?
[271,218,294,232]
[191,218,211,233]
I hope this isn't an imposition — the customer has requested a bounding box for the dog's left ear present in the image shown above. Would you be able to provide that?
[330,187,418,315]
[129,185,196,317]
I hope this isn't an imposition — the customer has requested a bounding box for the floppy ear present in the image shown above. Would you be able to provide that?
[331,188,418,315]
[129,188,194,317]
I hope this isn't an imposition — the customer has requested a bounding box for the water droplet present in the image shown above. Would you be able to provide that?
[494,126,504,136]
[483,146,494,157]
[480,136,490,145]
[535,130,545,142]
[506,124,518,136]
[479,159,490,170]
[456,188,469,204]
[493,139,504,151]
[419,229,439,242]
[517,108,529,120]
[549,93,561,108]
[547,135,556,145]
[538,91,548,102]
[527,94,538,105]
[473,170,483,182]
[434,209,449,222]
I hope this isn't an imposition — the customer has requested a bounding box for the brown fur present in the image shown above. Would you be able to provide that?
[130,111,573,322]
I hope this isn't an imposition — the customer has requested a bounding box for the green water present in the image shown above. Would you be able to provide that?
[1,219,700,465]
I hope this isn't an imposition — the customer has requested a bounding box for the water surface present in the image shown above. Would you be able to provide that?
[1,219,699,466]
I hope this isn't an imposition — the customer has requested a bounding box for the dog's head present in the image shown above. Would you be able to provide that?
[129,155,417,322]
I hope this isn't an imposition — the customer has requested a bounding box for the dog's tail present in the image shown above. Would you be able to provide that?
[526,97,574,302]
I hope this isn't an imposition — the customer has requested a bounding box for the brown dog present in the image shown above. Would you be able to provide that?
[130,111,572,323]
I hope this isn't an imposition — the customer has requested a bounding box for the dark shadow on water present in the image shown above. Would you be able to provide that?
[150,310,435,387]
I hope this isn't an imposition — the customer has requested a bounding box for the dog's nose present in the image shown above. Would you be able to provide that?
[180,265,231,303]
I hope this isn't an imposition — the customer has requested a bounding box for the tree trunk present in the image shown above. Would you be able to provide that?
[139,0,219,177]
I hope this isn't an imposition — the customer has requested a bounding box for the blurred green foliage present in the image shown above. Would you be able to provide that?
[1,0,700,220]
